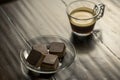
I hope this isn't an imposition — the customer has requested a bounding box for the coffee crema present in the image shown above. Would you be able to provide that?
[69,7,97,34]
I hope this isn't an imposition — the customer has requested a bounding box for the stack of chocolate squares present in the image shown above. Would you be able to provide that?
[26,42,66,71]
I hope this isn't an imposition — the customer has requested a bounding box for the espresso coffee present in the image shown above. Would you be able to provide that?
[69,7,96,34]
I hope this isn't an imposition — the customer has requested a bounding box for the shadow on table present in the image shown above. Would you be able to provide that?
[70,30,102,54]
[24,71,55,80]
[0,0,17,5]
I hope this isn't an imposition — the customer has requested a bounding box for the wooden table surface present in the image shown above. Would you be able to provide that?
[0,0,120,80]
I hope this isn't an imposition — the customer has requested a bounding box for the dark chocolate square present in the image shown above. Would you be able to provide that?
[33,44,48,54]
[41,54,59,71]
[49,42,66,58]
[26,44,47,67]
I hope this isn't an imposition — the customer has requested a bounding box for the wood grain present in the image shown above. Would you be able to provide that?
[0,0,120,80]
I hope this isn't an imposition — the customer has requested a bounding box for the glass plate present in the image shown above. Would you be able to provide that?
[20,35,76,74]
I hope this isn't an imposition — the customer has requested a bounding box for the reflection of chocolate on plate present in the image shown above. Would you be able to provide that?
[49,42,66,58]
[41,54,59,71]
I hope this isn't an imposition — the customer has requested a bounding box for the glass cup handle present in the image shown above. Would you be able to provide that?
[97,3,105,20]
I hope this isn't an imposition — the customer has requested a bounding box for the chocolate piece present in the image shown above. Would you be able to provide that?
[26,44,48,67]
[33,44,48,54]
[49,42,66,58]
[41,54,59,71]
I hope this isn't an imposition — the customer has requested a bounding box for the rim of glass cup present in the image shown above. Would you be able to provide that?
[20,35,76,74]
[66,0,100,20]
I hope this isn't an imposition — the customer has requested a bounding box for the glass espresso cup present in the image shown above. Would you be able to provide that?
[66,0,105,36]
